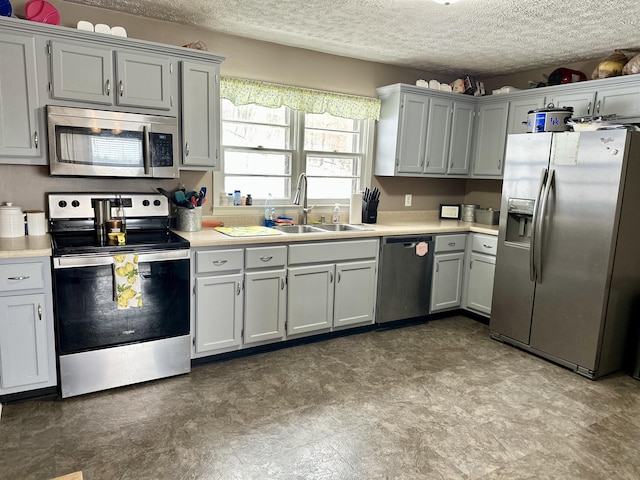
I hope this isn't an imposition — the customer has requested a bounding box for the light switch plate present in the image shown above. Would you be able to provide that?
[405,194,412,207]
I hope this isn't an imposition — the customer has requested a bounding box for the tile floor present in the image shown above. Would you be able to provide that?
[1,316,639,480]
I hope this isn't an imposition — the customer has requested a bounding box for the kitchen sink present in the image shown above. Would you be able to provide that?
[274,225,327,234]
[314,223,372,232]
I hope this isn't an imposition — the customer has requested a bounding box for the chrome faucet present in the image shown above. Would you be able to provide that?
[293,172,314,225]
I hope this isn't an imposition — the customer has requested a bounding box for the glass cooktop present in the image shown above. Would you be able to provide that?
[51,229,190,256]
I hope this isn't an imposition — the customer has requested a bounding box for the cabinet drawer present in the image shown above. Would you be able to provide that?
[195,249,243,274]
[0,262,45,292]
[472,234,498,255]
[245,246,287,269]
[434,234,467,252]
[288,239,379,265]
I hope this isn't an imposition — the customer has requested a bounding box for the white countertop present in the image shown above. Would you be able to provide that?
[0,234,52,259]
[0,221,498,258]
[177,220,498,248]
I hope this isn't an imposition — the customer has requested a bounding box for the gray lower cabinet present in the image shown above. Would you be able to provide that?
[48,40,174,112]
[181,61,220,169]
[430,234,467,313]
[287,239,379,337]
[192,248,244,357]
[0,257,56,397]
[243,245,287,345]
[464,234,498,316]
[0,32,43,163]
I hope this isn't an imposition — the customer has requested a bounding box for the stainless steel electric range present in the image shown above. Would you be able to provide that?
[48,193,191,398]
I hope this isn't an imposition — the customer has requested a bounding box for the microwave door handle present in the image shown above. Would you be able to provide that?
[143,125,151,176]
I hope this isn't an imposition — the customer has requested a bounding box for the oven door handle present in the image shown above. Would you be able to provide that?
[53,249,190,269]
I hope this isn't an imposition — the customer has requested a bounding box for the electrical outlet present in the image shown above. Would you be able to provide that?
[404,194,412,207]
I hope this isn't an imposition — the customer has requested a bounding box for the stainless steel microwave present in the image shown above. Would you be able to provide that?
[47,106,179,178]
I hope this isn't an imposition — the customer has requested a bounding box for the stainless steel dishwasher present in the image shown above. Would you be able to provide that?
[376,235,434,324]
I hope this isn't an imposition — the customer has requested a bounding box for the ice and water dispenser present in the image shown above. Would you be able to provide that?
[505,198,535,245]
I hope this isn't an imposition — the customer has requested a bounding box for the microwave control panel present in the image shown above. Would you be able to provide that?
[150,133,174,167]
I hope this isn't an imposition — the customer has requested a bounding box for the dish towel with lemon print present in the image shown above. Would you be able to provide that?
[114,254,142,309]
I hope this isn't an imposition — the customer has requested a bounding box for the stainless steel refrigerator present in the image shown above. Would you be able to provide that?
[490,130,640,379]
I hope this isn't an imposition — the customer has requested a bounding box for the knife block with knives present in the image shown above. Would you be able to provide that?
[362,187,379,224]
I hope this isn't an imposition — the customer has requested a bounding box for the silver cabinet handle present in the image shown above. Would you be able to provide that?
[587,102,592,115]
[470,261,473,269]
[281,277,285,290]
[212,260,227,266]
[105,79,111,96]
[419,156,424,167]
[38,303,42,321]
[8,276,30,281]
[185,142,190,157]
[337,272,341,283]
[329,272,334,283]
[483,244,494,249]
[448,242,456,247]
[33,131,38,149]
[596,100,601,115]
[260,256,273,262]
[436,262,439,272]
[236,282,241,296]
[119,80,124,97]
[497,158,502,170]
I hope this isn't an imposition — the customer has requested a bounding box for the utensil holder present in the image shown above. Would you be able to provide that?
[176,206,202,232]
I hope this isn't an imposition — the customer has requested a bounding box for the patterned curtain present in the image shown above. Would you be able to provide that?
[220,77,381,121]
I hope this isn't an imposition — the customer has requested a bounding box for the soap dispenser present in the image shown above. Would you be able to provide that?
[332,204,340,224]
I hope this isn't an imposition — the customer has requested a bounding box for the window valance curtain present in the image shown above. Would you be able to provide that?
[220,77,381,121]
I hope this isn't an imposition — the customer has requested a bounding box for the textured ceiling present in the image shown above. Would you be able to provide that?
[64,0,640,77]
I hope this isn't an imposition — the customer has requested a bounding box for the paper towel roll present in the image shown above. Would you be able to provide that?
[349,193,363,224]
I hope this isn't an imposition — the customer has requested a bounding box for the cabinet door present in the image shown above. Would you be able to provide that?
[447,101,474,175]
[244,269,286,344]
[507,96,546,134]
[472,102,509,177]
[287,264,334,335]
[466,252,496,316]
[115,52,172,110]
[334,260,376,328]
[548,89,597,117]
[430,252,464,312]
[49,41,113,104]
[195,273,243,353]
[423,97,451,174]
[181,61,220,168]
[0,33,41,161]
[593,84,640,117]
[0,294,49,389]
[396,93,429,174]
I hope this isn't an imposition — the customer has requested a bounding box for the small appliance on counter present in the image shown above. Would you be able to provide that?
[475,208,500,225]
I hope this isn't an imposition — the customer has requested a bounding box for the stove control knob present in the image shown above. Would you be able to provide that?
[153,199,161,206]
[142,199,150,206]
[58,200,67,208]
[72,200,80,208]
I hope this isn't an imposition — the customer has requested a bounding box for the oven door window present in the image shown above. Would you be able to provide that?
[55,125,144,167]
[54,258,189,354]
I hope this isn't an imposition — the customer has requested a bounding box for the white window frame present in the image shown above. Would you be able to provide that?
[215,102,373,209]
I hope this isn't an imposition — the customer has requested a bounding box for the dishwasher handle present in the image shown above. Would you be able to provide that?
[383,236,433,246]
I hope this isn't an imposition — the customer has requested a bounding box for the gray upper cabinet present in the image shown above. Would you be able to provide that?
[0,32,43,163]
[181,61,220,169]
[375,84,475,177]
[548,79,640,118]
[396,92,429,174]
[507,95,547,134]
[471,101,509,177]
[424,97,452,174]
[49,41,173,111]
[448,101,475,174]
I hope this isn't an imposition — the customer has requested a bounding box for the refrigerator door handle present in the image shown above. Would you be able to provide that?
[530,168,548,281]
[536,168,555,283]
